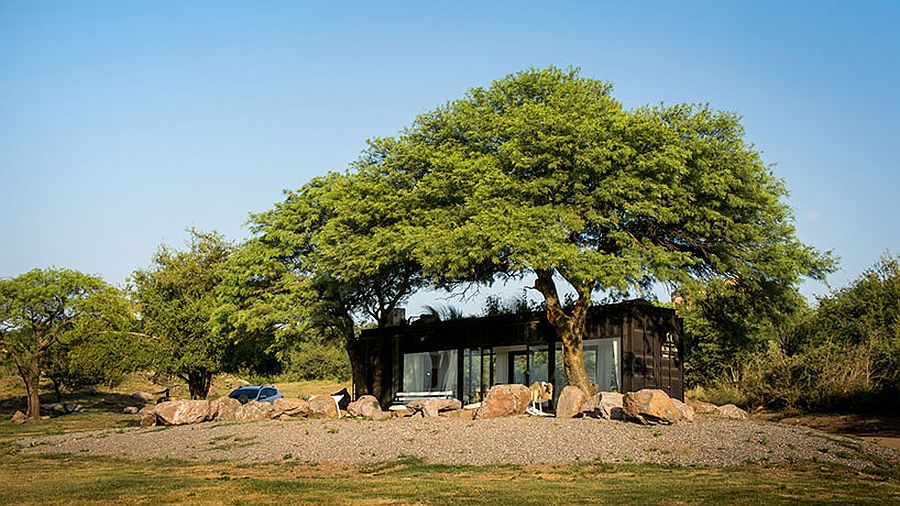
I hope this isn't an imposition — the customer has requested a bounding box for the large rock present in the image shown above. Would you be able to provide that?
[274,398,311,418]
[235,400,277,422]
[10,411,26,424]
[686,398,718,414]
[556,386,589,418]
[308,394,340,419]
[347,395,382,418]
[210,396,244,421]
[131,391,155,403]
[407,398,462,418]
[671,398,695,423]
[623,389,680,425]
[582,391,624,419]
[475,384,531,420]
[714,404,749,420]
[154,400,213,426]
[139,405,158,427]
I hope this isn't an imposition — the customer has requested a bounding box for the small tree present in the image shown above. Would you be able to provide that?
[132,230,234,399]
[0,269,127,419]
[249,168,424,405]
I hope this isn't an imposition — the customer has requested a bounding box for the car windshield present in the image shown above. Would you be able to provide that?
[229,387,260,398]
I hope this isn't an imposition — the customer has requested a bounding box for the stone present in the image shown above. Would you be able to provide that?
[460,407,478,420]
[63,403,84,414]
[236,379,251,387]
[210,396,243,421]
[10,411,26,424]
[138,405,158,427]
[407,398,462,418]
[623,389,680,425]
[671,398,695,422]
[308,394,340,419]
[582,391,624,419]
[714,404,749,420]
[235,400,277,422]
[686,398,718,414]
[123,406,139,414]
[556,386,589,418]
[131,391,155,403]
[274,398,311,418]
[154,400,213,426]
[347,395,382,418]
[391,406,413,418]
[475,384,531,420]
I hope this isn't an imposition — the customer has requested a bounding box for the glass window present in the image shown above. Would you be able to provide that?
[554,339,619,395]
[403,350,458,393]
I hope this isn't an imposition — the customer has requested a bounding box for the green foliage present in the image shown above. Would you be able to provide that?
[283,341,351,381]
[350,66,831,392]
[483,294,546,317]
[0,268,133,414]
[131,230,235,399]
[694,254,900,412]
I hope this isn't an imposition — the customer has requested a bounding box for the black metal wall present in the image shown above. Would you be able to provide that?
[354,300,684,402]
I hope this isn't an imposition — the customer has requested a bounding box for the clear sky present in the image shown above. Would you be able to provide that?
[2,1,898,314]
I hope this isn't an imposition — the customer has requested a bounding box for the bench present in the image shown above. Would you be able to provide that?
[389,390,455,411]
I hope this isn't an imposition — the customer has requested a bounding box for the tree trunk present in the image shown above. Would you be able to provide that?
[20,359,42,420]
[345,337,367,399]
[186,370,212,400]
[534,269,594,396]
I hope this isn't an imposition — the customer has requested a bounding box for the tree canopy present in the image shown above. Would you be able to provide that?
[0,268,129,418]
[131,230,235,399]
[353,67,833,394]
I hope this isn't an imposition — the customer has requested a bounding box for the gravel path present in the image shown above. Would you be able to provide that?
[18,415,900,468]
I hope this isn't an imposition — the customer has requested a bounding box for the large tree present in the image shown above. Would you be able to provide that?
[0,269,128,419]
[379,67,832,395]
[131,230,235,400]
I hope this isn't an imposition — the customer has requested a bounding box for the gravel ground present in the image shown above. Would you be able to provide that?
[18,415,900,468]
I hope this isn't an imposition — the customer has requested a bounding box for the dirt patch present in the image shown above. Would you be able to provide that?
[765,412,900,451]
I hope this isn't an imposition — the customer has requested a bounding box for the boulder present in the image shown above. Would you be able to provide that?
[623,389,680,425]
[556,386,589,418]
[714,404,749,420]
[475,384,531,420]
[308,394,340,419]
[236,379,251,387]
[131,391,155,403]
[138,405,158,427]
[686,398,718,414]
[210,396,243,421]
[123,406,139,415]
[10,411,26,424]
[63,403,84,414]
[274,398,311,418]
[582,391,624,419]
[407,398,462,418]
[671,398,695,423]
[154,400,213,426]
[390,406,413,418]
[347,395,381,418]
[41,403,67,414]
[236,400,277,422]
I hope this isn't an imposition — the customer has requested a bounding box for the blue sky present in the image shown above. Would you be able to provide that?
[2,1,898,314]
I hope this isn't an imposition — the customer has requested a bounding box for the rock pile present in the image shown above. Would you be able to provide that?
[138,393,388,427]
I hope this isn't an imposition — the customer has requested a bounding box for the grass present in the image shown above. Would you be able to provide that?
[0,450,898,505]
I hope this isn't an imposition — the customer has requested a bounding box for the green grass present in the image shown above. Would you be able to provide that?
[0,450,898,505]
